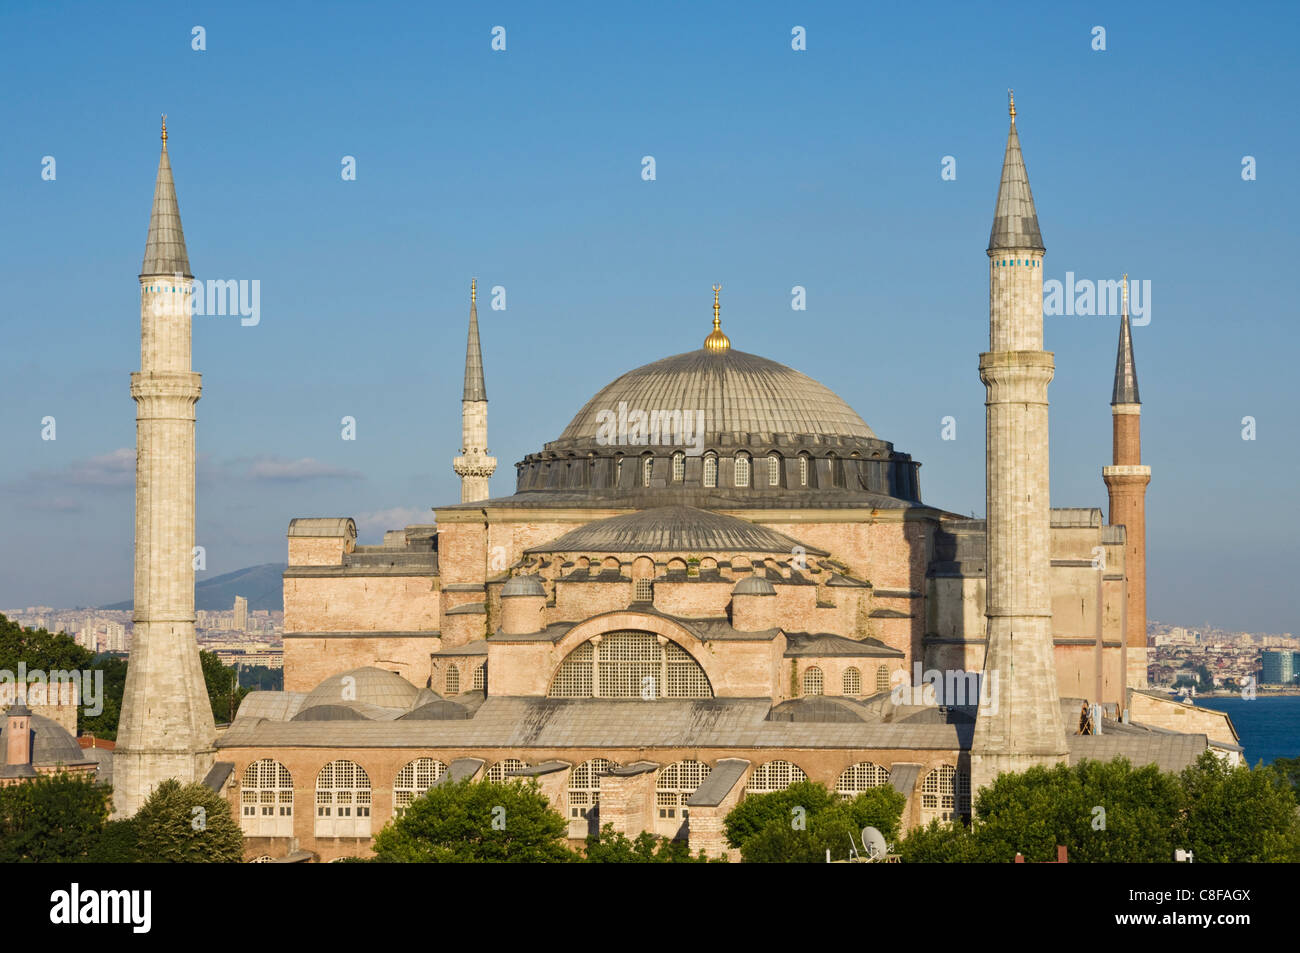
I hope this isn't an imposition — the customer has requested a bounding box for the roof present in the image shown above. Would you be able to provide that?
[202,761,235,792]
[783,632,904,658]
[1112,312,1141,404]
[987,115,1044,252]
[686,758,751,807]
[733,576,776,596]
[287,517,357,539]
[887,762,921,798]
[501,574,546,597]
[555,348,877,444]
[300,667,421,712]
[526,505,827,556]
[140,134,192,277]
[463,289,487,401]
[1068,732,1208,773]
[0,713,88,768]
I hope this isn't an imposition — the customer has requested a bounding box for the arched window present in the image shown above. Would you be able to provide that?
[842,667,862,695]
[734,452,751,488]
[671,451,685,482]
[315,760,372,838]
[642,454,653,487]
[487,759,529,783]
[445,665,460,695]
[798,453,810,487]
[547,631,712,699]
[703,453,718,488]
[768,453,781,487]
[745,760,808,796]
[615,454,624,484]
[835,762,891,799]
[569,758,618,835]
[393,758,447,816]
[921,765,971,822]
[240,759,293,837]
[876,664,891,693]
[656,760,710,838]
[802,666,824,696]
[828,452,844,488]
[472,664,486,692]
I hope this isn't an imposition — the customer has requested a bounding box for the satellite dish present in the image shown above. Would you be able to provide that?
[861,826,888,860]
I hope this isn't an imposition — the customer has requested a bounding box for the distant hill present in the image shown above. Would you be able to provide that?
[102,563,286,612]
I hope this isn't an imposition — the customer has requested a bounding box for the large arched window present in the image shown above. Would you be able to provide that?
[548,631,712,699]
[445,665,460,695]
[745,760,808,796]
[842,667,862,695]
[487,759,529,783]
[734,452,751,488]
[920,765,971,823]
[656,760,710,839]
[240,759,293,837]
[703,453,718,488]
[393,758,447,816]
[672,451,685,482]
[876,664,891,693]
[472,663,486,692]
[569,758,618,836]
[802,666,824,696]
[835,762,891,799]
[315,760,372,838]
[768,453,781,487]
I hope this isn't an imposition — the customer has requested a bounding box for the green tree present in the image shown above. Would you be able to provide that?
[724,782,906,863]
[723,780,837,851]
[1269,755,1300,804]
[80,655,127,741]
[0,614,94,674]
[583,824,715,862]
[87,818,142,863]
[131,779,244,863]
[200,651,248,725]
[1175,751,1300,862]
[372,778,575,862]
[0,772,110,862]
[897,818,985,863]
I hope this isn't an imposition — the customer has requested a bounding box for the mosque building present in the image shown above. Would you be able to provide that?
[115,101,1240,861]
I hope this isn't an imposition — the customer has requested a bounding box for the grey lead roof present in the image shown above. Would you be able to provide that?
[685,758,750,807]
[140,138,192,278]
[525,505,827,556]
[1112,312,1141,404]
[463,292,487,401]
[987,117,1045,253]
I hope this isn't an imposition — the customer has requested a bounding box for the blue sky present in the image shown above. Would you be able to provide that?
[2,1,1297,633]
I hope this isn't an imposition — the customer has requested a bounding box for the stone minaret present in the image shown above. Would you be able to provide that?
[453,279,496,502]
[114,118,216,817]
[1103,277,1150,689]
[970,93,1068,799]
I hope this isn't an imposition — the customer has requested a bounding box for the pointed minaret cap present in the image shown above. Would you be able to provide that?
[987,90,1045,253]
[463,278,487,401]
[140,114,193,278]
[1112,274,1141,404]
[703,284,731,352]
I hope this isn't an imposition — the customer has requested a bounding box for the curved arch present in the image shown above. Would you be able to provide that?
[486,758,530,783]
[876,664,891,694]
[315,760,372,838]
[548,625,713,699]
[734,451,751,488]
[767,452,782,487]
[802,666,824,696]
[656,759,711,839]
[671,450,685,482]
[835,761,890,799]
[240,758,294,837]
[746,760,808,795]
[703,452,718,488]
[393,758,448,815]
[919,764,971,822]
[569,758,618,836]
[842,666,862,695]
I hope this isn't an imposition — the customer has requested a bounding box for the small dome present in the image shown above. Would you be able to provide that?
[0,712,87,766]
[502,574,546,597]
[733,576,777,596]
[301,667,420,712]
[291,704,370,722]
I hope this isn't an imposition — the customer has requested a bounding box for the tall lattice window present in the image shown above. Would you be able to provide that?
[672,451,685,482]
[548,632,711,698]
[315,760,372,838]
[768,453,781,486]
[734,452,751,488]
[393,758,447,815]
[876,664,891,693]
[240,759,293,837]
[656,760,710,836]
[472,664,486,692]
[445,665,460,695]
[921,765,971,822]
[836,762,891,799]
[487,759,529,783]
[843,667,862,694]
[799,454,809,487]
[642,455,653,487]
[802,666,824,696]
[703,453,718,488]
[569,758,617,827]
[745,760,808,795]
[828,452,843,488]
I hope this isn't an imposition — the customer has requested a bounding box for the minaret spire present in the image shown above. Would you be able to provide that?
[971,95,1068,802]
[1104,272,1151,688]
[454,279,497,502]
[703,284,730,352]
[116,121,216,816]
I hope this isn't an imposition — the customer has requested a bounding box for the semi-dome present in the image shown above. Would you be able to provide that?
[733,576,777,596]
[502,574,547,597]
[301,667,421,712]
[556,349,876,446]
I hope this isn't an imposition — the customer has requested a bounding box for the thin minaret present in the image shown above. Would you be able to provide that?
[114,117,216,817]
[453,279,497,502]
[1104,275,1151,689]
[970,92,1068,799]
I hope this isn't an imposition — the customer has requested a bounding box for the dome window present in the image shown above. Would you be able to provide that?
[734,452,751,488]
[642,455,653,487]
[768,453,781,487]
[671,451,685,482]
[703,453,718,488]
[798,453,809,487]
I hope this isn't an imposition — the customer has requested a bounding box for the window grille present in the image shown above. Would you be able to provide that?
[835,762,890,799]
[768,453,780,486]
[642,455,653,487]
[703,453,717,488]
[634,578,653,602]
[393,758,447,815]
[487,759,529,783]
[802,666,824,696]
[734,453,750,488]
[672,452,685,482]
[842,667,862,694]
[445,665,460,695]
[876,665,891,693]
[745,760,808,795]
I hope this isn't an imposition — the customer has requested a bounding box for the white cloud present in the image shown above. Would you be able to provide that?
[355,507,432,541]
[245,456,361,482]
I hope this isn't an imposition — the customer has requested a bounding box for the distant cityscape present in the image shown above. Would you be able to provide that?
[2,598,284,670]
[1148,621,1299,693]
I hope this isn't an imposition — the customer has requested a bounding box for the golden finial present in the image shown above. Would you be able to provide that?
[1122,273,1128,317]
[161,114,168,143]
[704,283,730,352]
[1007,89,1015,121]
[471,277,477,304]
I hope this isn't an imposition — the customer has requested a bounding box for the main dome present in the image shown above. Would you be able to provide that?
[556,349,876,444]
